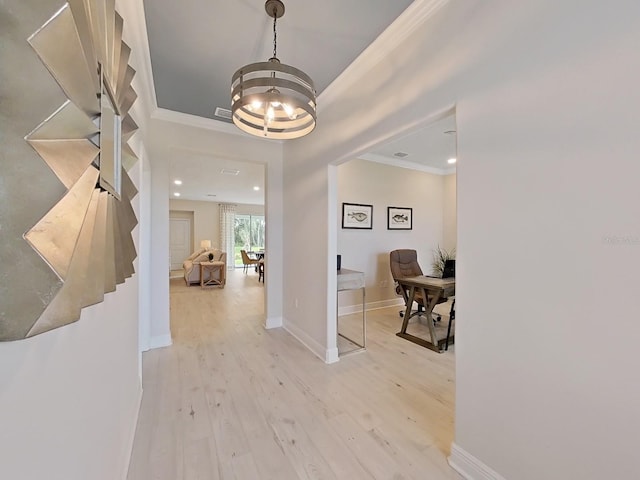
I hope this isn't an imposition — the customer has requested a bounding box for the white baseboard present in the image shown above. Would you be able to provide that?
[325,347,339,364]
[449,443,506,480]
[282,318,336,364]
[265,316,283,329]
[149,333,172,350]
[338,298,404,316]
[284,299,404,363]
[119,383,143,479]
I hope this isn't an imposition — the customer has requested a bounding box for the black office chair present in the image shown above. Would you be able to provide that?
[442,259,456,350]
[445,299,455,351]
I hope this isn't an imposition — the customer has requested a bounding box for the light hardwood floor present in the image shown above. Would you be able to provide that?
[127,269,460,480]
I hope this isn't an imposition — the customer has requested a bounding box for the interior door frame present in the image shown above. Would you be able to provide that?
[169,215,193,271]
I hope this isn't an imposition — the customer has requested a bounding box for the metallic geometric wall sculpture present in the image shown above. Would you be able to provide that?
[0,0,139,340]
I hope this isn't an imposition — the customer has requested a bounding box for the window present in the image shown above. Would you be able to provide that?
[234,214,265,267]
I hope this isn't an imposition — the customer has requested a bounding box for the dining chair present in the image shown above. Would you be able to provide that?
[258,259,265,282]
[240,249,259,274]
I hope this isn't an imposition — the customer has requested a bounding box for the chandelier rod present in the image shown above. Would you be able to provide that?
[272,8,277,59]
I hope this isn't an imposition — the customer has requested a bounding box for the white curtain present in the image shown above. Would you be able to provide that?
[219,204,236,270]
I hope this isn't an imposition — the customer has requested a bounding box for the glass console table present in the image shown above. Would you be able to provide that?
[337,269,366,356]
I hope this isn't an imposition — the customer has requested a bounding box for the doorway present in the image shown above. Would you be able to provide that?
[333,110,457,356]
[234,214,266,268]
[169,215,193,271]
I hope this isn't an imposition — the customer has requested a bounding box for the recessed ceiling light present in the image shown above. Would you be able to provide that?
[174,179,182,185]
[173,192,181,197]
[207,194,217,197]
[221,168,240,175]
[253,186,260,191]
[448,158,457,164]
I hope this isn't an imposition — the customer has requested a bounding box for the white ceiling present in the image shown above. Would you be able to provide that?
[169,149,266,204]
[360,115,457,174]
[148,0,456,204]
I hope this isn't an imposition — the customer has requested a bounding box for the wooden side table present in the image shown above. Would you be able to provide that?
[200,261,225,288]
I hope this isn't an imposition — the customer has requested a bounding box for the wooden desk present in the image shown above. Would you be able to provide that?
[396,276,455,353]
[337,269,366,355]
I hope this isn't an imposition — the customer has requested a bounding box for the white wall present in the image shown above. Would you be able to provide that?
[236,204,265,216]
[283,0,640,478]
[264,155,285,328]
[169,199,266,254]
[0,1,147,478]
[442,174,457,252]
[136,144,153,355]
[170,199,219,252]
[337,159,446,307]
[0,280,142,480]
[148,146,172,348]
[282,154,333,359]
[452,3,640,478]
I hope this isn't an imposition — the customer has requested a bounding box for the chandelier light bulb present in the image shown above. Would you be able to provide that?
[282,103,296,119]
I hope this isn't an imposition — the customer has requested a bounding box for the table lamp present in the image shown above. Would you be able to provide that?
[200,240,211,250]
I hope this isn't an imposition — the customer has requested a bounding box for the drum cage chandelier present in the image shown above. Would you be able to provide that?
[231,0,317,140]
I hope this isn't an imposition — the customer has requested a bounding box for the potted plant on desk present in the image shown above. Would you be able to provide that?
[431,245,456,277]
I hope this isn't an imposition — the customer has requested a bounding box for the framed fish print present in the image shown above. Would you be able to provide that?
[387,206,412,230]
[342,203,373,229]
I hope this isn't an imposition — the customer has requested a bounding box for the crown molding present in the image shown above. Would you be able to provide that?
[116,0,158,121]
[358,153,454,176]
[152,108,238,133]
[151,108,286,144]
[318,0,451,110]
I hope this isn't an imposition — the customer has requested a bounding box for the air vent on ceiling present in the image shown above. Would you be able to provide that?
[207,194,217,197]
[393,152,409,158]
[221,168,240,176]
[214,107,232,120]
[444,130,457,135]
